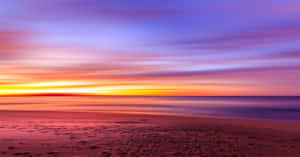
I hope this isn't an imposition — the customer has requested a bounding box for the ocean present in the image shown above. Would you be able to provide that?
[1,96,300,122]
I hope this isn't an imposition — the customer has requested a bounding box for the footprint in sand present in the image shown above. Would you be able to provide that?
[89,145,100,150]
[8,146,15,150]
[48,152,59,156]
[78,140,88,145]
[102,151,112,157]
[13,152,31,156]
[1,152,7,155]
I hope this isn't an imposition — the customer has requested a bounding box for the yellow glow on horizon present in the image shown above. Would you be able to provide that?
[0,79,256,96]
[0,83,182,96]
[0,80,97,95]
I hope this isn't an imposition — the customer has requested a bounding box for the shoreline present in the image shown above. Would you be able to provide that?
[1,109,300,129]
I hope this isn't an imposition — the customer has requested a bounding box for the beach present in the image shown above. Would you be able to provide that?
[0,110,300,157]
[2,0,300,156]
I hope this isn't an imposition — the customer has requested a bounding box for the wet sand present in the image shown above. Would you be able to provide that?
[0,110,300,157]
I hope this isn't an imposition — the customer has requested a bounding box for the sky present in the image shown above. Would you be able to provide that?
[0,0,300,96]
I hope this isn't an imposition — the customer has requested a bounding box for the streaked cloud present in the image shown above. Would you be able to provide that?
[0,0,300,96]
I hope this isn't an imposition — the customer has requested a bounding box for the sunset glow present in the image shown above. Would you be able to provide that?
[1,0,300,96]
[1,1,300,156]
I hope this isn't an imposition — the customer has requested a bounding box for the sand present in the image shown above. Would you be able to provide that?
[0,110,300,157]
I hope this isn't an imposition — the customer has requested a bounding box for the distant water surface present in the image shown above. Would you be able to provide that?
[0,96,300,122]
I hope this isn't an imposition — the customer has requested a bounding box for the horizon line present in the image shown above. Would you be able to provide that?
[0,93,299,97]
